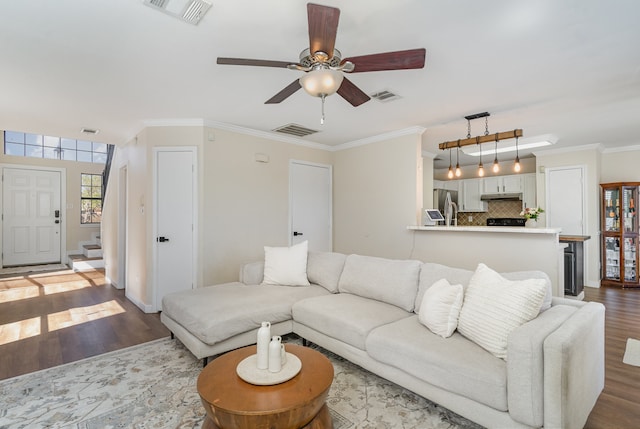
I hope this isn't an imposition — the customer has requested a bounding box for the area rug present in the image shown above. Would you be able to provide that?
[0,337,481,429]
[623,338,640,367]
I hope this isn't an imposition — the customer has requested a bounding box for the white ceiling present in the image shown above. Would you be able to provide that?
[1,0,639,168]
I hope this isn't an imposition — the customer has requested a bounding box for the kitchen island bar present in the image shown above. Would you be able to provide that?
[407,225,566,297]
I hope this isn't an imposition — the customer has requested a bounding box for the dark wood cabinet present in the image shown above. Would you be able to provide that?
[601,182,640,288]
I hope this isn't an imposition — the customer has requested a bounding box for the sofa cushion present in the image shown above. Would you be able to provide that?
[292,293,411,350]
[418,278,464,338]
[457,263,547,360]
[338,254,422,311]
[306,251,347,293]
[366,315,508,411]
[161,282,328,345]
[415,263,474,312]
[262,240,310,286]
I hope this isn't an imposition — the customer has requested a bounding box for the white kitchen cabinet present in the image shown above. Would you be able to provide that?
[483,175,523,193]
[434,180,459,191]
[460,178,488,212]
[522,173,537,209]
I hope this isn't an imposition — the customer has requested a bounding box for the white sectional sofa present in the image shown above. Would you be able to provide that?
[160,249,605,429]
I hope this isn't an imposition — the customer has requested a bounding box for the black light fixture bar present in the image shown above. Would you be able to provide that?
[464,112,490,121]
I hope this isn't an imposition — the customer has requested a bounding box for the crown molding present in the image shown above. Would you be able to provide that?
[601,144,640,154]
[138,119,427,152]
[332,126,427,152]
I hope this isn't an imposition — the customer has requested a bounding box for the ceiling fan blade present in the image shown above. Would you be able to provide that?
[343,48,426,73]
[337,77,370,107]
[217,57,292,68]
[265,79,302,104]
[307,3,340,58]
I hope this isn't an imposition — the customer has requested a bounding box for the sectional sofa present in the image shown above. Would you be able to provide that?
[160,244,605,429]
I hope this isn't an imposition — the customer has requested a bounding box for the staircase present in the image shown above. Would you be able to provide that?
[69,236,105,272]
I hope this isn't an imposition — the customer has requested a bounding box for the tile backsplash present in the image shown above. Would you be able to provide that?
[457,201,523,226]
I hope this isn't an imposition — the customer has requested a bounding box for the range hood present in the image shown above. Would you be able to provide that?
[480,192,523,201]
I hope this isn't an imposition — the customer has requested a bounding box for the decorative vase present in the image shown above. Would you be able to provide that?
[268,335,282,373]
[256,321,271,370]
[525,218,537,228]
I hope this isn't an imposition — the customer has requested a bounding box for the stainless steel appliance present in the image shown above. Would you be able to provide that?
[486,218,526,227]
[433,189,458,215]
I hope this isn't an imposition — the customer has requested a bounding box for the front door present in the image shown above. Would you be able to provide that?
[154,148,197,311]
[2,167,62,266]
[289,161,332,252]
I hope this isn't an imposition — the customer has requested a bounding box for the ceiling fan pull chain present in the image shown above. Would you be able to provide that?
[321,94,326,125]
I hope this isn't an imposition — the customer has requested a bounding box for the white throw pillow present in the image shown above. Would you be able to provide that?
[418,278,464,338]
[457,263,547,360]
[262,241,310,286]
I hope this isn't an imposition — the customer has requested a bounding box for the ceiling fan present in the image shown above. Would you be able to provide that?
[217,3,426,113]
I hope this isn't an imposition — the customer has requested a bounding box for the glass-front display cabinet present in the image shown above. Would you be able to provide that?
[601,182,639,287]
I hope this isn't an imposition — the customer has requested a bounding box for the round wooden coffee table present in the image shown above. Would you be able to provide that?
[197,344,334,429]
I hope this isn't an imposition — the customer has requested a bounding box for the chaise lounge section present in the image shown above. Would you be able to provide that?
[160,246,604,429]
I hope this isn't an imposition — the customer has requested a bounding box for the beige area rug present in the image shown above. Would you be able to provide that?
[0,337,481,429]
[0,263,68,276]
[623,338,640,367]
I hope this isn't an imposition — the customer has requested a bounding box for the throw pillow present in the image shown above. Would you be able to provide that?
[457,263,547,360]
[418,278,464,338]
[262,240,310,286]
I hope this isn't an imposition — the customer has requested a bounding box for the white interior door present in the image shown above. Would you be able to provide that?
[154,148,196,311]
[546,166,585,235]
[2,167,62,266]
[289,161,332,252]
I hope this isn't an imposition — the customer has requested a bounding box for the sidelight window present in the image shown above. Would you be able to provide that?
[81,173,102,224]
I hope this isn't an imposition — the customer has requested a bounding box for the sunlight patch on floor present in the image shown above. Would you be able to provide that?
[47,300,125,331]
[0,286,40,303]
[0,317,41,345]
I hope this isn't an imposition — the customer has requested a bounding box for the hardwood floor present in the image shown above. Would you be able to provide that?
[584,286,640,429]
[1,268,639,427]
[0,268,169,380]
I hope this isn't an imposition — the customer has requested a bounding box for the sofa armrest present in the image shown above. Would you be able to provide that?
[543,301,605,429]
[239,261,264,285]
[507,304,578,427]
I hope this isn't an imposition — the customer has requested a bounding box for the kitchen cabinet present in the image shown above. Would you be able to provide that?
[601,182,640,288]
[434,180,459,192]
[522,173,537,209]
[460,178,487,212]
[483,175,523,194]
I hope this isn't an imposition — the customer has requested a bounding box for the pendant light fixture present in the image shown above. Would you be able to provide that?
[514,133,522,172]
[438,112,524,175]
[492,133,500,173]
[447,148,454,179]
[455,140,462,177]
[477,137,485,177]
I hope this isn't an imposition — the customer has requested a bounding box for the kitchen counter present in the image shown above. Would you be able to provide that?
[406,224,565,297]
[559,235,591,242]
[408,225,562,235]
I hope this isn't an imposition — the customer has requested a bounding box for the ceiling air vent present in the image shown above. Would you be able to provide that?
[81,128,99,135]
[143,0,212,25]
[273,124,319,138]
[370,90,401,103]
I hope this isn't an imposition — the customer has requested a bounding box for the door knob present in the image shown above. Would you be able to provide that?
[293,231,304,236]
[157,236,170,242]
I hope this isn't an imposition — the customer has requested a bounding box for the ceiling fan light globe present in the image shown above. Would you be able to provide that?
[300,67,344,97]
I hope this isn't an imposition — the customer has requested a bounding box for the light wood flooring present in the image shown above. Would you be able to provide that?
[0,268,639,427]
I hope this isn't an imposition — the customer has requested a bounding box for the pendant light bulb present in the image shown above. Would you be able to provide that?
[455,145,462,177]
[478,162,485,177]
[513,134,521,172]
[477,138,484,177]
[448,166,454,179]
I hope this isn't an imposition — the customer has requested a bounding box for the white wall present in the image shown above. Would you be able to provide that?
[333,132,424,258]
[201,127,332,284]
[601,147,640,182]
